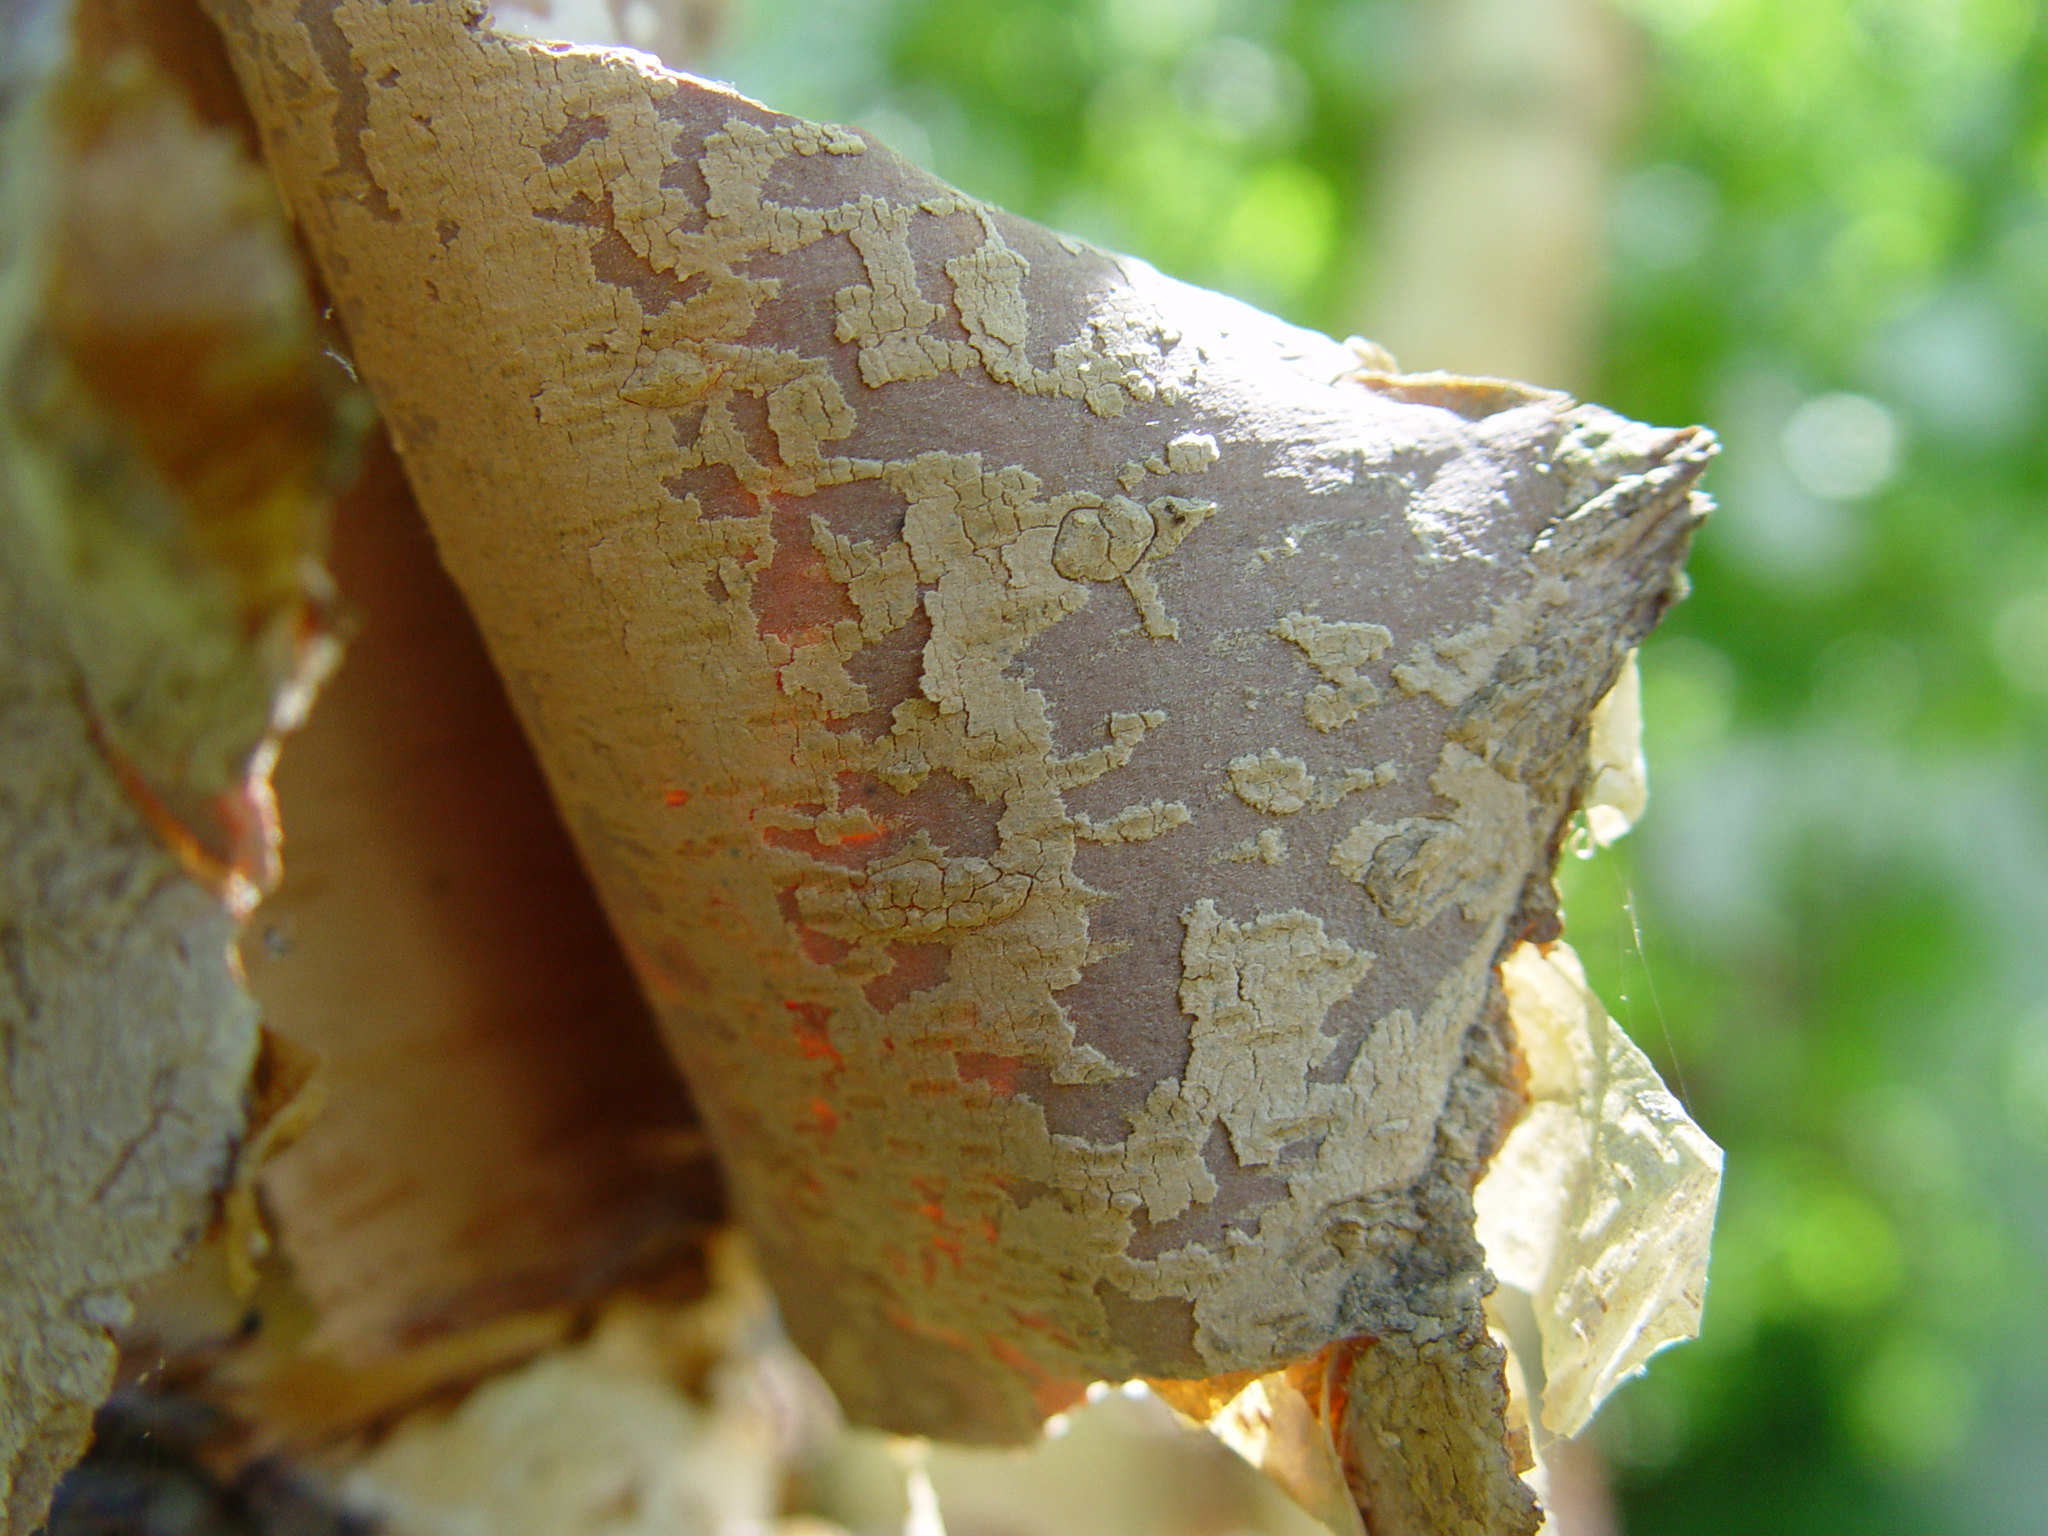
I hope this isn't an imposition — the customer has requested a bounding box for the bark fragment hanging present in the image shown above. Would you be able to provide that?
[199,2,1717,1528]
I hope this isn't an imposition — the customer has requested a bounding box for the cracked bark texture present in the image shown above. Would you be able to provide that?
[187,3,1713,1530]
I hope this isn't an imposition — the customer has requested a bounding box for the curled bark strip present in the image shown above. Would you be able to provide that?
[242,434,722,1363]
[203,2,1713,1520]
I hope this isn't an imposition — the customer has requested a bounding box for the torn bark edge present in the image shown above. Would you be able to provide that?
[0,0,358,1523]
[218,1028,328,1300]
[1149,989,1538,1536]
[1151,614,1723,1536]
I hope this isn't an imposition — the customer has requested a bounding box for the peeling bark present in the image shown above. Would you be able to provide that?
[3,2,1724,1530]
[0,1,357,1522]
[241,433,722,1360]
[201,7,1710,1522]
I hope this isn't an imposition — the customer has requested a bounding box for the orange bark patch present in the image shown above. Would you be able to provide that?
[784,999,842,1071]
[955,1051,1022,1096]
[983,1334,1090,1419]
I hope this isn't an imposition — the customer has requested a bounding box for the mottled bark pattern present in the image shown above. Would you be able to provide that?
[205,0,1711,1491]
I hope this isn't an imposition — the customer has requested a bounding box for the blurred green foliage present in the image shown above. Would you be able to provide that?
[708,3,2048,1530]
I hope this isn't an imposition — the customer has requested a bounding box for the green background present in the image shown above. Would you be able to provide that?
[705,2,2048,1531]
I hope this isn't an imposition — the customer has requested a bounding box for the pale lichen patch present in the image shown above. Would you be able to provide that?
[1228,752,1399,817]
[1163,432,1219,475]
[1074,800,1193,843]
[809,516,919,640]
[1052,496,1154,582]
[1051,901,1370,1229]
[1314,762,1401,807]
[1219,829,1289,864]
[1390,580,1567,709]
[1330,746,1536,928]
[834,200,959,387]
[1048,494,1214,640]
[1227,750,1314,815]
[1050,709,1167,791]
[1271,611,1393,731]
[1176,902,1371,1167]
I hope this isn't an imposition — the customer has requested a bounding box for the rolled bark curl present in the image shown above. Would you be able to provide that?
[209,0,1706,1440]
